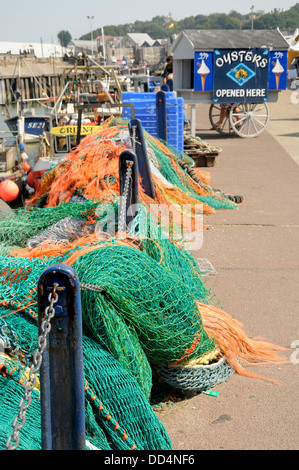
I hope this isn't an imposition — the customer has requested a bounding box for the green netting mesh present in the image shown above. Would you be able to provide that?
[0,309,172,450]
[132,203,222,308]
[75,245,216,365]
[0,200,99,248]
[0,205,217,401]
[0,119,238,450]
[0,192,224,450]
[0,376,41,450]
[110,117,236,211]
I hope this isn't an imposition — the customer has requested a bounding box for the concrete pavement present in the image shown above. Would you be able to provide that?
[155,89,299,450]
[267,85,299,166]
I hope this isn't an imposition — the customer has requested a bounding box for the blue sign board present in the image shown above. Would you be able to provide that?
[268,50,288,91]
[194,51,213,92]
[212,48,270,103]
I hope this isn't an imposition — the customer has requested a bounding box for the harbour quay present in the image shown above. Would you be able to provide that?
[0,53,65,103]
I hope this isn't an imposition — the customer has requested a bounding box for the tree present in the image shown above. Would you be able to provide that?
[194,14,209,26]
[229,10,243,19]
[78,4,299,39]
[57,30,72,48]
[253,14,280,29]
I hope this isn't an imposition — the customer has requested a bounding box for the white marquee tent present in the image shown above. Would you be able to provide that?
[0,41,68,58]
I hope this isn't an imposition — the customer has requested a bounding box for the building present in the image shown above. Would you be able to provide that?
[0,41,65,58]
[68,40,98,57]
[121,33,155,48]
[172,29,289,92]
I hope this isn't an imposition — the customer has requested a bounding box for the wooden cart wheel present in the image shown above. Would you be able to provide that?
[229,102,270,138]
[209,103,235,135]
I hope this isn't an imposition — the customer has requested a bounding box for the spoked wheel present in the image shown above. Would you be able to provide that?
[209,104,235,136]
[229,102,270,138]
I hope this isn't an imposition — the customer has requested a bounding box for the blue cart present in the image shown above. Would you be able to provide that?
[172,30,289,138]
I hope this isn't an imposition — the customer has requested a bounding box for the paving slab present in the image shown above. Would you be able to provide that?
[155,89,299,450]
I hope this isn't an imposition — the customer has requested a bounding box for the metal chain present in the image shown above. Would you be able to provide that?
[0,318,21,358]
[131,126,136,154]
[5,284,59,451]
[80,282,105,293]
[131,123,159,168]
[118,161,133,233]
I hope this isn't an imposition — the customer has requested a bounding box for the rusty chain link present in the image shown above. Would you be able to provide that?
[5,284,59,450]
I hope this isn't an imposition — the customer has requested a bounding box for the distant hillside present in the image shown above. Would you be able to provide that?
[79,4,299,40]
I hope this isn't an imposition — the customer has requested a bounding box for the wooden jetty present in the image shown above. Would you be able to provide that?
[0,55,67,103]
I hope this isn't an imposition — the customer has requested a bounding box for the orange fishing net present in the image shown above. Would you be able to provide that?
[26,125,217,234]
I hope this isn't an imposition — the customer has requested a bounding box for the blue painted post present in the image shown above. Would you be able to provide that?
[119,150,139,233]
[156,90,167,142]
[128,118,155,199]
[37,264,86,450]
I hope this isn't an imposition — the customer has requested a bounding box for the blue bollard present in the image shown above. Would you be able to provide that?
[156,90,167,142]
[37,264,86,450]
[128,119,155,199]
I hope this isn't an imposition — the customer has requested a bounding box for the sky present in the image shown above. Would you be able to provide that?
[0,0,298,44]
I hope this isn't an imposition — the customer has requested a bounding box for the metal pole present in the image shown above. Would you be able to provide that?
[76,102,135,146]
[87,16,94,57]
[76,106,83,146]
[250,5,254,30]
[102,28,106,64]
[38,264,86,450]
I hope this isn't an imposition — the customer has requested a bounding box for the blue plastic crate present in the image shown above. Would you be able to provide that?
[122,91,184,152]
[122,91,175,101]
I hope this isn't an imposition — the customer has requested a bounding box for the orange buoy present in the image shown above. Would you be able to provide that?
[0,179,20,202]
[23,162,31,173]
[26,171,38,190]
[26,170,47,191]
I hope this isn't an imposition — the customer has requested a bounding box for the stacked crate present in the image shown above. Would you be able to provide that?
[122,92,184,152]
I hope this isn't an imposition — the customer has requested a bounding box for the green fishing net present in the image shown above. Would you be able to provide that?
[0,200,99,248]
[0,201,217,398]
[110,116,236,211]
[0,118,236,450]
[0,309,172,450]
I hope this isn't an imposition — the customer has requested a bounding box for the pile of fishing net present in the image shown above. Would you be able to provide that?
[0,197,287,450]
[26,117,236,219]
[0,121,287,450]
[0,306,171,450]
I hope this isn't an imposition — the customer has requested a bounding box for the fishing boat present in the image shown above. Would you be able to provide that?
[0,134,17,175]
[33,100,130,174]
[0,134,30,209]
[4,105,49,143]
[3,55,135,144]
[33,109,103,172]
[32,59,134,173]
[2,55,56,143]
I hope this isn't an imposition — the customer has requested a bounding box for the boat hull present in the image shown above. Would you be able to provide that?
[5,116,47,142]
